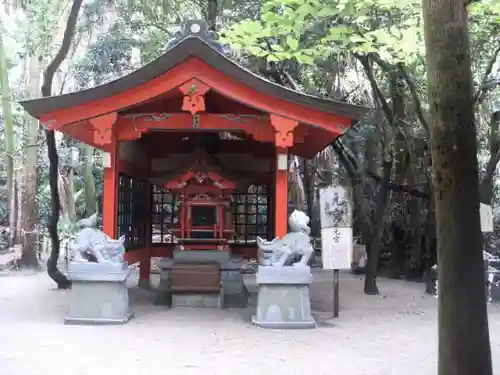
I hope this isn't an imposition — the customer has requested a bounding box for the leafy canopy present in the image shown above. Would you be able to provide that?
[223,0,499,66]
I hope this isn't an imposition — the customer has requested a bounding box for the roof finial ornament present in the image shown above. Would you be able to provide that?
[164,19,230,55]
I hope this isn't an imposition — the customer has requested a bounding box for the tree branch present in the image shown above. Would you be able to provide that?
[365,169,430,199]
[43,0,83,290]
[397,63,430,135]
[41,0,83,97]
[473,44,500,105]
[356,54,395,125]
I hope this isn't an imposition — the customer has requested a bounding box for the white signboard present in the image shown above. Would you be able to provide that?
[319,185,351,229]
[480,203,494,233]
[321,227,353,270]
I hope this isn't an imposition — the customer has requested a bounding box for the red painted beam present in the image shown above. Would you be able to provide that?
[116,113,275,144]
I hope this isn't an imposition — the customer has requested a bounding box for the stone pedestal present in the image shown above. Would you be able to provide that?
[65,262,134,325]
[252,266,315,329]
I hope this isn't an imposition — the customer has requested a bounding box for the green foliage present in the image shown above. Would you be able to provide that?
[224,0,499,69]
[223,0,424,66]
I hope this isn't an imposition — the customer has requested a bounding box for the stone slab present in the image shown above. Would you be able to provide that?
[64,279,134,325]
[172,293,224,308]
[252,283,315,329]
[173,250,230,264]
[64,311,135,325]
[256,266,313,285]
[251,317,316,329]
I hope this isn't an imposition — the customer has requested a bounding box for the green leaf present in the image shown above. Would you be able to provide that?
[286,35,299,50]
[318,7,339,18]
[242,21,264,36]
[274,51,293,59]
[262,11,282,24]
[270,44,285,52]
[266,54,281,62]
[247,45,267,57]
[348,34,366,43]
[294,53,315,65]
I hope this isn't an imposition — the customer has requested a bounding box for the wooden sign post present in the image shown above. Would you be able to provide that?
[319,184,352,318]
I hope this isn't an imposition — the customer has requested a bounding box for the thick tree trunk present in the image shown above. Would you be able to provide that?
[44,0,83,289]
[21,55,42,268]
[422,1,492,374]
[364,160,392,294]
[0,18,16,243]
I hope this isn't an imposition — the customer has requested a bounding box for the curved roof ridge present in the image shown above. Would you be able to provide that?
[20,20,370,121]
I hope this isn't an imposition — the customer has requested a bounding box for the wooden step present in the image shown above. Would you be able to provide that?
[170,263,221,293]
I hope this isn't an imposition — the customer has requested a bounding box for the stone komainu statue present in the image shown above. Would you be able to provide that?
[257,210,314,267]
[70,213,126,264]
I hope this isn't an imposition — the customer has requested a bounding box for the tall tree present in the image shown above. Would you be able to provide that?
[422,1,492,374]
[0,16,16,242]
[21,55,42,268]
[44,0,84,289]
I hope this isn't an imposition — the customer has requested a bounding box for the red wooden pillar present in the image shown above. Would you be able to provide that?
[102,146,118,238]
[91,113,118,238]
[270,115,297,237]
[275,149,288,237]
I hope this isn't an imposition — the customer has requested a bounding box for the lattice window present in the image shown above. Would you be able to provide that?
[117,174,148,249]
[232,184,269,244]
[151,185,179,245]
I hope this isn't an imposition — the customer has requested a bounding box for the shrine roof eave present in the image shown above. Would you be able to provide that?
[19,37,369,122]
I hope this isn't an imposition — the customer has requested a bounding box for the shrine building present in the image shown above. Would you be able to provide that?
[20,20,369,287]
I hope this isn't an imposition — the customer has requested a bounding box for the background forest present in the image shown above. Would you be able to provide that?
[0,0,499,295]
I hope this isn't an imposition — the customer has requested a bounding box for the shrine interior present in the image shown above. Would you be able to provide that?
[118,129,274,261]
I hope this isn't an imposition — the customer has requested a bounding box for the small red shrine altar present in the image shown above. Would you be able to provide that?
[20,20,369,287]
[161,150,237,251]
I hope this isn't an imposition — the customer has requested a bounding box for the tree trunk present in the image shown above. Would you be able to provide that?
[206,0,218,31]
[9,177,17,244]
[21,55,42,268]
[422,1,492,374]
[58,167,76,220]
[0,17,16,243]
[302,159,316,234]
[480,111,500,205]
[364,160,392,294]
[82,145,97,216]
[15,169,22,242]
[333,140,374,259]
[44,0,83,289]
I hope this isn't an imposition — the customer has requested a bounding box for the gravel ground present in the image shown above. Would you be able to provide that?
[1,269,500,375]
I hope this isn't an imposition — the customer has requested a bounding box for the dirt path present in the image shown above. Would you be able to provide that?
[1,270,499,375]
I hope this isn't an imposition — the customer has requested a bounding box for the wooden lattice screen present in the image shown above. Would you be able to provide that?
[231,184,269,244]
[151,185,179,245]
[117,173,148,249]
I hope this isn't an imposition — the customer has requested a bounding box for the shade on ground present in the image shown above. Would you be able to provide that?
[1,270,500,375]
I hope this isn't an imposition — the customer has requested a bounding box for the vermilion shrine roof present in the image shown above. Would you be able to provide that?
[19,20,371,158]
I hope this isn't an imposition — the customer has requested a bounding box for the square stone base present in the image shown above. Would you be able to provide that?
[65,280,134,325]
[252,283,316,329]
